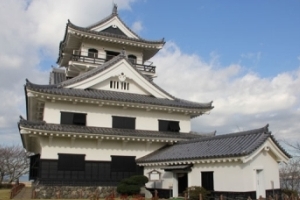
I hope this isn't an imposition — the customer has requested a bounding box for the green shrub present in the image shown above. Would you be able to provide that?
[186,186,210,200]
[117,175,149,195]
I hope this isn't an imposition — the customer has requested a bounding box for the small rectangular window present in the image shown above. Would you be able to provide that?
[201,171,214,191]
[61,112,86,126]
[58,154,85,171]
[112,116,135,129]
[158,120,180,132]
[111,156,136,172]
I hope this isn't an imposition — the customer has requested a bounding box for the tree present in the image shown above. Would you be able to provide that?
[0,145,29,184]
[280,158,300,194]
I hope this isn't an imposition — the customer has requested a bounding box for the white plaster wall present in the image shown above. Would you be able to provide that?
[39,136,164,160]
[43,102,191,132]
[81,41,143,64]
[143,150,281,192]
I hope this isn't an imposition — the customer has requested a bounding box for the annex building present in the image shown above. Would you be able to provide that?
[18,5,290,199]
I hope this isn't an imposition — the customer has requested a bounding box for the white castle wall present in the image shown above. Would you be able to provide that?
[43,101,191,132]
[39,136,165,160]
[144,146,280,197]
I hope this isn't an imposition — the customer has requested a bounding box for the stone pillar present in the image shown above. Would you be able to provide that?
[172,173,178,197]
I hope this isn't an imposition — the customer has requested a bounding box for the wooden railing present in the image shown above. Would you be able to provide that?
[10,183,25,199]
[71,51,156,74]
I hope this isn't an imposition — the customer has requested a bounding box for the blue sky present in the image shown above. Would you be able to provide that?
[0,0,299,154]
[125,1,300,77]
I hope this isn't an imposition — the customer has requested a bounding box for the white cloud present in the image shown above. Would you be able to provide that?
[0,0,136,144]
[153,42,300,144]
[131,21,143,33]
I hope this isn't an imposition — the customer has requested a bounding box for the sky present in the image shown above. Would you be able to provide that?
[0,0,299,155]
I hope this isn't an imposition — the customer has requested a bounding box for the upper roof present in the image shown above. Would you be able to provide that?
[27,54,213,111]
[136,125,291,163]
[57,5,165,65]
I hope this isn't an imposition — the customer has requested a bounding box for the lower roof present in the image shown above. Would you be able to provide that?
[18,117,208,140]
[136,124,291,163]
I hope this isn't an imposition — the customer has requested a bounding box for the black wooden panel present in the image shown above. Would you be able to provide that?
[38,158,142,185]
[111,156,136,172]
[159,120,180,132]
[60,112,74,125]
[169,121,180,132]
[61,112,86,126]
[58,154,85,171]
[201,171,214,191]
[158,120,169,131]
[29,154,40,180]
[112,116,135,129]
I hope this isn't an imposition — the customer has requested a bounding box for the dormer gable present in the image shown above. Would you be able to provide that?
[60,54,174,100]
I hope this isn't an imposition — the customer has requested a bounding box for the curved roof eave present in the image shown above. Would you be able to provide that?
[136,124,290,164]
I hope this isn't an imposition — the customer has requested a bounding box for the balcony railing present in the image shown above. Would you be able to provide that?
[71,50,156,73]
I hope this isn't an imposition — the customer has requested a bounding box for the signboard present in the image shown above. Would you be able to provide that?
[149,170,160,181]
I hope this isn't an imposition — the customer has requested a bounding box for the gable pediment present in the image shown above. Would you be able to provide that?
[90,16,138,39]
[63,57,173,100]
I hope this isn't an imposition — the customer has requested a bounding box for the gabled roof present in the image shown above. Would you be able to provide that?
[86,4,141,39]
[18,117,205,140]
[57,4,165,66]
[27,55,213,111]
[26,81,212,110]
[136,125,291,163]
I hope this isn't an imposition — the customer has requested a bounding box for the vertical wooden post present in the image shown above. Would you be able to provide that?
[199,193,203,200]
[184,192,188,200]
[154,190,158,200]
[220,194,223,200]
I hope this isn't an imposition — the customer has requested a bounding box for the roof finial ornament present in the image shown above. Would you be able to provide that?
[121,47,127,57]
[112,4,118,15]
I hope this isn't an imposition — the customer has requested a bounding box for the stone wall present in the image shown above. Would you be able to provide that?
[32,185,116,199]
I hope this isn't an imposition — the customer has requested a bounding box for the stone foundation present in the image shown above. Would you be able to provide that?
[32,185,116,199]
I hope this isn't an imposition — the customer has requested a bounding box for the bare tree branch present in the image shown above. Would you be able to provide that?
[0,145,29,184]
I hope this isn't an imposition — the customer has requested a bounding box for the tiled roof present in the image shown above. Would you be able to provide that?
[26,81,213,110]
[68,21,165,44]
[136,125,291,163]
[85,4,141,40]
[27,55,213,110]
[49,68,66,84]
[18,117,204,140]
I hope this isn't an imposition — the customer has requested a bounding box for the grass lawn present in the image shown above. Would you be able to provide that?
[0,189,10,200]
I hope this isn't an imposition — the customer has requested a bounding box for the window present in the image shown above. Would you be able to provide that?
[112,116,135,129]
[201,171,214,191]
[60,112,87,126]
[106,51,119,61]
[158,120,180,132]
[88,48,98,58]
[58,154,85,171]
[110,80,129,90]
[111,156,136,172]
[128,55,137,64]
